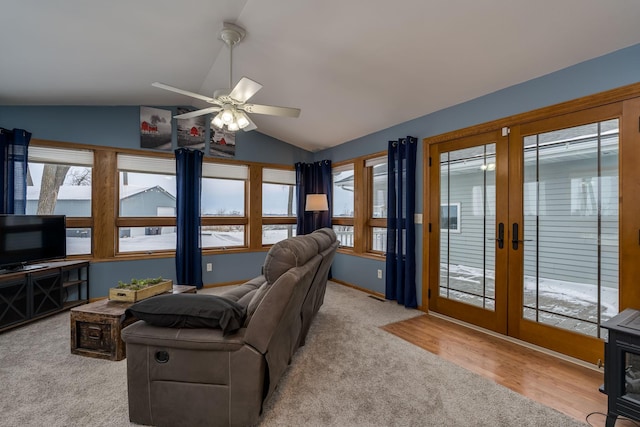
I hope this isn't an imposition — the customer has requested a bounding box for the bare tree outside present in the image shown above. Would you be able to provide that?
[68,168,91,186]
[37,165,70,214]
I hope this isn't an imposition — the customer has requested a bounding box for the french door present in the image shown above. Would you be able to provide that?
[429,104,621,363]
[429,131,509,333]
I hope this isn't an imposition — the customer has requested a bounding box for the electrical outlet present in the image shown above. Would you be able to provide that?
[206,263,212,272]
[377,269,383,279]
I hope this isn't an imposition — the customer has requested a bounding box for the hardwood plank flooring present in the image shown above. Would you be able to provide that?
[381,313,638,427]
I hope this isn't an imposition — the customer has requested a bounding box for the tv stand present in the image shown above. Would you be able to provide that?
[0,264,48,274]
[0,260,89,333]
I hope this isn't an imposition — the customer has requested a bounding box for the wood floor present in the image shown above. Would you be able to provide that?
[381,313,637,427]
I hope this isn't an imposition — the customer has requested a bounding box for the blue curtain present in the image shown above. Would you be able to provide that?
[0,128,31,214]
[175,148,203,289]
[295,160,332,235]
[385,136,417,308]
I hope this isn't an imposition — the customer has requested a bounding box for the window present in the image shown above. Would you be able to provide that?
[117,154,176,253]
[333,165,354,217]
[28,146,94,255]
[262,168,296,245]
[330,155,388,254]
[201,161,248,249]
[366,156,387,252]
[440,203,461,232]
[332,164,354,248]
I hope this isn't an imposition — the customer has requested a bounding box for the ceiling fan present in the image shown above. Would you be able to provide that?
[152,22,300,132]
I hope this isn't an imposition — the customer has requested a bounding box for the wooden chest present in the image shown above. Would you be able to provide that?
[70,285,196,361]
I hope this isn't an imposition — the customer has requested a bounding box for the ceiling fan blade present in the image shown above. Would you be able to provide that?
[229,77,263,103]
[242,103,301,118]
[152,82,218,104]
[242,114,258,132]
[174,106,221,119]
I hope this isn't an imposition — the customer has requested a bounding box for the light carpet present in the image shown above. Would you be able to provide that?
[0,281,586,426]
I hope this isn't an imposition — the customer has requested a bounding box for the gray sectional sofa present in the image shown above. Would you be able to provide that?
[121,228,339,427]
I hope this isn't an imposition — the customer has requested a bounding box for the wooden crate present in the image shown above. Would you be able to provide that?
[108,280,173,302]
[71,284,196,360]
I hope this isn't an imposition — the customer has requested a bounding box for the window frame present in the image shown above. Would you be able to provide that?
[200,160,250,250]
[28,144,95,257]
[331,152,387,258]
[365,155,387,254]
[116,153,177,255]
[332,163,355,248]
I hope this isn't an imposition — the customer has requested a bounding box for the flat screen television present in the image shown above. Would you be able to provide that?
[0,215,67,271]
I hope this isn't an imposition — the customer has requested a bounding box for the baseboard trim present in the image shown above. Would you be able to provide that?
[428,311,602,372]
[330,278,425,311]
[330,278,385,299]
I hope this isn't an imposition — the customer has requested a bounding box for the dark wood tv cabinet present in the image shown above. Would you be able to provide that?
[0,260,89,333]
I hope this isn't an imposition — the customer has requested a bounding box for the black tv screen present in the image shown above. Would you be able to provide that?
[0,215,66,270]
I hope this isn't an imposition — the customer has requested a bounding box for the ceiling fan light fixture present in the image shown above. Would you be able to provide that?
[227,120,240,132]
[236,110,250,129]
[211,112,224,129]
[221,105,234,124]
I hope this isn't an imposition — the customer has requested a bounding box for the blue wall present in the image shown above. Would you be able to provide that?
[315,42,640,307]
[90,251,268,298]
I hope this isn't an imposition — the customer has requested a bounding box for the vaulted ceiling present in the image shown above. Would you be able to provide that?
[2,1,640,151]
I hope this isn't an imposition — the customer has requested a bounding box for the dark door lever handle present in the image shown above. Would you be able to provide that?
[496,222,504,249]
[512,223,520,250]
[511,223,532,250]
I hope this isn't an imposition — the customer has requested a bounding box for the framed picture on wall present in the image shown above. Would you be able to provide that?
[140,106,172,150]
[176,107,206,150]
[440,203,461,233]
[209,129,236,158]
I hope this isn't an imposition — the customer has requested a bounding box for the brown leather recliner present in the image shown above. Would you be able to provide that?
[121,228,338,427]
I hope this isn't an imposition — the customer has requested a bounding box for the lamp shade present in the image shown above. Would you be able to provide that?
[305,194,328,212]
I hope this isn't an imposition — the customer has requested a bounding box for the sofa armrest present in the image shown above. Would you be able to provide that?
[122,320,246,351]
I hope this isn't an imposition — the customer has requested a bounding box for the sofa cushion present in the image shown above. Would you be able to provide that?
[309,228,336,251]
[263,235,319,284]
[221,275,266,302]
[244,282,271,326]
[126,294,246,335]
[237,288,257,308]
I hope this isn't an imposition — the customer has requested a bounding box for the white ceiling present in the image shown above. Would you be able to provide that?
[2,0,640,152]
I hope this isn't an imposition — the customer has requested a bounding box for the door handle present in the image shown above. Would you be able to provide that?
[512,223,532,250]
[512,223,521,250]
[496,222,504,249]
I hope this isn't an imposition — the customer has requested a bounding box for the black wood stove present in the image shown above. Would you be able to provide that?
[602,308,640,426]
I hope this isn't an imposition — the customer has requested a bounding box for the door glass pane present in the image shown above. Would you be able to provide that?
[522,119,619,338]
[440,144,496,310]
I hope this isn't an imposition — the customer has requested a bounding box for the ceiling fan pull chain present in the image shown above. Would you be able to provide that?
[228,41,233,90]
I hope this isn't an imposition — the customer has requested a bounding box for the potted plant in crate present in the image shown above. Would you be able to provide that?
[108,277,173,302]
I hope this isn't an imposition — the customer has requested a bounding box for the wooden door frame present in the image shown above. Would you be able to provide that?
[428,130,509,334]
[507,103,623,364]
